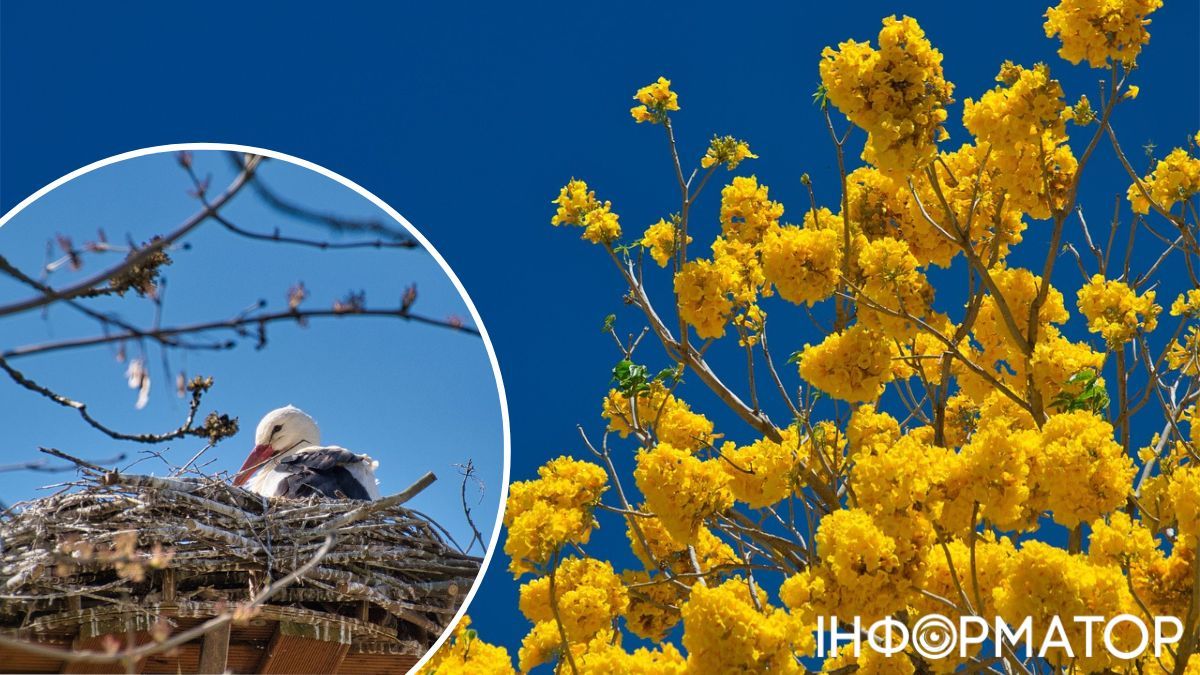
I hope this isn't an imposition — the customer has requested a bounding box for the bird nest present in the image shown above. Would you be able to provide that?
[0,469,481,673]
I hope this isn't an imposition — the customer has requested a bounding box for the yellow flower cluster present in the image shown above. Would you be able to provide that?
[1088,511,1159,569]
[856,236,932,338]
[681,578,804,674]
[630,76,679,124]
[819,16,954,174]
[575,637,687,674]
[504,456,608,575]
[995,541,1139,672]
[518,557,628,640]
[674,258,737,339]
[1076,274,1160,347]
[627,512,738,575]
[852,432,955,536]
[701,136,757,170]
[781,508,912,622]
[1168,327,1200,376]
[1030,330,1107,402]
[798,325,894,402]
[621,570,683,642]
[822,644,915,675]
[421,616,515,675]
[1036,411,1134,527]
[1127,146,1200,214]
[601,384,715,452]
[846,404,900,458]
[918,144,1029,265]
[759,223,841,306]
[972,266,1068,367]
[551,179,622,244]
[963,62,1076,219]
[954,417,1038,529]
[1044,0,1163,67]
[914,536,1015,620]
[719,176,783,244]
[1172,289,1200,319]
[719,425,805,508]
[518,620,566,672]
[640,218,689,267]
[634,443,733,544]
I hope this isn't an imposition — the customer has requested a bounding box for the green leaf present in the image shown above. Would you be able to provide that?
[612,358,652,395]
[812,83,830,109]
[601,314,616,333]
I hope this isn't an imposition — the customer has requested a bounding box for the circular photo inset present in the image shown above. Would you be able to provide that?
[0,145,508,674]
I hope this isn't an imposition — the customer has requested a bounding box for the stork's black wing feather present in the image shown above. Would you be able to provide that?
[275,449,373,500]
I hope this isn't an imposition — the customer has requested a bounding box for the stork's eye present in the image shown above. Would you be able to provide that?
[272,424,283,434]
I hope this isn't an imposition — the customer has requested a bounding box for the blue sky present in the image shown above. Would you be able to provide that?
[2,0,1198,662]
[0,151,505,556]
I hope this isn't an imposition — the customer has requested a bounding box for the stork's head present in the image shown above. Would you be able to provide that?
[233,405,321,486]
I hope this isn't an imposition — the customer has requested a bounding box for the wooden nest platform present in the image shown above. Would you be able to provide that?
[0,470,481,674]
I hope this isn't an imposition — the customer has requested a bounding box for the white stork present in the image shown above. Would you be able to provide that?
[232,405,381,500]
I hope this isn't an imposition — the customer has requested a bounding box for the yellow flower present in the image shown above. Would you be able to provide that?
[995,541,1139,672]
[631,76,680,124]
[819,16,954,174]
[621,570,684,641]
[963,62,1076,219]
[759,223,841,306]
[1171,289,1200,319]
[640,218,689,267]
[1035,411,1134,528]
[504,456,608,576]
[681,578,805,674]
[847,404,901,458]
[577,636,687,674]
[1030,329,1107,403]
[626,513,738,576]
[856,236,932,339]
[1076,274,1160,347]
[781,508,914,623]
[421,616,515,674]
[973,266,1069,367]
[1127,146,1200,214]
[900,144,1028,266]
[1044,0,1163,67]
[517,620,563,672]
[634,443,733,545]
[1167,327,1200,376]
[551,179,622,244]
[956,419,1039,530]
[518,557,628,641]
[852,431,958,542]
[601,384,715,452]
[719,425,806,509]
[719,176,783,244]
[798,325,894,402]
[674,258,736,339]
[701,136,757,170]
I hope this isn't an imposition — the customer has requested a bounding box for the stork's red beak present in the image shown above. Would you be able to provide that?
[233,444,274,486]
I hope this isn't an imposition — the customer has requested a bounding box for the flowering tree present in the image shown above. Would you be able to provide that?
[429,1,1200,673]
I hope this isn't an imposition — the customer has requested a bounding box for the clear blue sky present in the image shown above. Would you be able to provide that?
[0,151,505,556]
[2,0,1197,661]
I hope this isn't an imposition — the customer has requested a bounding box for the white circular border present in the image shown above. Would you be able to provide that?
[0,142,511,674]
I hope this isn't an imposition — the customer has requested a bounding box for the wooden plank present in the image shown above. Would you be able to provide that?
[257,621,350,674]
[335,654,419,675]
[0,644,65,674]
[61,632,151,674]
[197,622,231,674]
